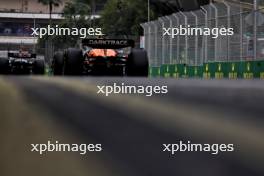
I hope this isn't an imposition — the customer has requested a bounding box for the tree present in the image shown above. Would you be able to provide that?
[38,0,62,25]
[37,0,92,50]
[100,0,155,38]
[63,0,91,22]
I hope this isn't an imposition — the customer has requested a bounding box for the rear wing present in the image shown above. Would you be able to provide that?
[82,39,135,49]
[8,52,36,58]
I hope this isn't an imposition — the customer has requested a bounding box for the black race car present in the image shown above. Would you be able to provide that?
[52,39,149,76]
[0,50,45,75]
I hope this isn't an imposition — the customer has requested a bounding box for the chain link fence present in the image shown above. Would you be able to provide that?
[141,1,264,70]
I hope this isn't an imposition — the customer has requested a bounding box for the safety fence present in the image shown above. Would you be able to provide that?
[141,1,264,79]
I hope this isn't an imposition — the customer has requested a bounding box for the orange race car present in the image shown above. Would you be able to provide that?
[52,39,149,76]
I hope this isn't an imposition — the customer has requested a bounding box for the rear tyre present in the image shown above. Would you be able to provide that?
[64,48,83,75]
[126,49,149,77]
[53,51,64,75]
[33,58,45,75]
[0,57,9,74]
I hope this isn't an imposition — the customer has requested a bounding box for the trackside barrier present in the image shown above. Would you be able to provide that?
[149,60,264,79]
[188,66,203,78]
[160,64,188,78]
[142,1,264,79]
[149,67,161,77]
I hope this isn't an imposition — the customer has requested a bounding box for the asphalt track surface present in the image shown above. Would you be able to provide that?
[1,76,264,176]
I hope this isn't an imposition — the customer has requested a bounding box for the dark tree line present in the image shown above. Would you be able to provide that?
[37,0,157,49]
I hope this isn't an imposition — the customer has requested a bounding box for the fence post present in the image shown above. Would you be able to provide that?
[201,6,208,63]
[253,0,258,60]
[172,13,180,64]
[239,4,243,61]
[179,11,188,64]
[165,15,173,64]
[153,21,159,67]
[158,17,165,65]
[223,1,231,62]
[191,11,198,66]
[210,3,218,62]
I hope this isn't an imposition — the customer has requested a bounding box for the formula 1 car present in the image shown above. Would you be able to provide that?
[52,39,149,76]
[0,50,45,75]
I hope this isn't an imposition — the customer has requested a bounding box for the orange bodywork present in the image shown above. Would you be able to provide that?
[88,49,117,57]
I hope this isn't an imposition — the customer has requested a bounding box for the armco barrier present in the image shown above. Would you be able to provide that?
[149,67,161,77]
[227,62,241,79]
[203,63,217,79]
[215,62,229,79]
[160,65,172,78]
[149,60,264,79]
[241,61,254,79]
[252,61,264,78]
[188,66,203,78]
[160,64,190,78]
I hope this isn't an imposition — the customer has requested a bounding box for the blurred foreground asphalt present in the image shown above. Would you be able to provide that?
[0,76,264,176]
